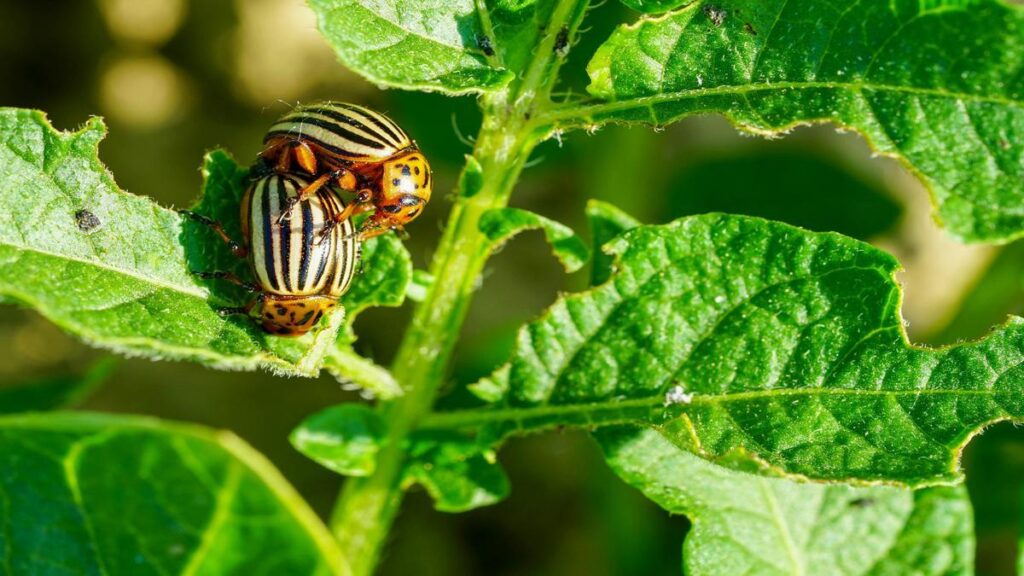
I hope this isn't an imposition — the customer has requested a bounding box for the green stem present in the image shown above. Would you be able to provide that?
[329,100,530,576]
[328,2,589,573]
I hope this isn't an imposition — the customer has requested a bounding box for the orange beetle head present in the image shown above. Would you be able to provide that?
[378,151,431,227]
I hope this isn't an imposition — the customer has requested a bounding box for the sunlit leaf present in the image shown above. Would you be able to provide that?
[0,110,409,386]
[425,213,1024,486]
[291,404,386,476]
[403,432,509,512]
[543,0,1024,243]
[479,207,590,273]
[617,0,688,13]
[307,0,511,94]
[0,111,326,374]
[586,199,641,286]
[293,405,507,512]
[0,412,347,575]
[325,231,411,399]
[601,425,973,575]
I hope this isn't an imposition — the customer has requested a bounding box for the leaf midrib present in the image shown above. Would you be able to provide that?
[420,386,1012,432]
[543,79,1022,123]
[0,232,205,299]
[757,478,805,576]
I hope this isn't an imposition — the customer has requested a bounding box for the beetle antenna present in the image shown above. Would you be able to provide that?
[450,114,475,147]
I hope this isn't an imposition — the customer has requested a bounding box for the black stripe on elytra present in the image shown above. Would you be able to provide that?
[295,115,389,152]
[313,106,398,144]
[299,197,313,288]
[329,196,353,293]
[330,104,405,145]
[264,128,371,160]
[313,192,334,288]
[277,181,292,292]
[261,179,279,291]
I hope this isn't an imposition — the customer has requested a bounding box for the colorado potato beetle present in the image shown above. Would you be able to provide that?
[257,102,432,240]
[181,172,360,336]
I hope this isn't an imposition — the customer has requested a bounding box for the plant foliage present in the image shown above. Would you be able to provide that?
[3,0,1024,573]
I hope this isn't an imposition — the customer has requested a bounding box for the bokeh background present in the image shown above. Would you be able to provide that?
[2,1,1023,574]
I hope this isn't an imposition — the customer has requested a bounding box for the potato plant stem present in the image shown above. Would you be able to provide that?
[328,1,588,573]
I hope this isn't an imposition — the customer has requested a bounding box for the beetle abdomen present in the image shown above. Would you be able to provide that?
[264,102,412,162]
[247,174,358,298]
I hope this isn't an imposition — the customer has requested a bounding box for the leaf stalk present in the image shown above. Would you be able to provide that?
[326,2,590,572]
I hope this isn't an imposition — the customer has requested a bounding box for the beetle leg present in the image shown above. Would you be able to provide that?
[216,295,259,317]
[276,171,337,224]
[178,210,248,258]
[356,217,391,241]
[292,141,318,174]
[191,270,259,292]
[316,202,373,244]
[217,303,255,317]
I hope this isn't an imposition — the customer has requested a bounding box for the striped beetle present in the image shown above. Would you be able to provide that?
[181,172,360,336]
[257,102,432,240]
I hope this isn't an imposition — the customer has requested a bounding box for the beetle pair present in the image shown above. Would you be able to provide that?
[183,102,432,336]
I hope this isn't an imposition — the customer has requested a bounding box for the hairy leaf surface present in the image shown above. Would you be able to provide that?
[291,404,386,476]
[0,412,346,575]
[602,426,973,575]
[480,207,590,273]
[543,0,1024,242]
[435,213,1024,486]
[293,406,509,512]
[307,0,566,94]
[306,0,510,93]
[403,431,510,512]
[0,110,409,384]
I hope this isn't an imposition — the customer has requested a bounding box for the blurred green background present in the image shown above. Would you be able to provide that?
[2,1,1023,574]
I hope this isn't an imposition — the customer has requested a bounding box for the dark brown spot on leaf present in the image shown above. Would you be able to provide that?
[75,209,101,232]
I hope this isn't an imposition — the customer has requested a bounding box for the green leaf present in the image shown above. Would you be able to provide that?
[323,346,404,400]
[0,358,116,413]
[426,213,1024,487]
[0,412,347,575]
[292,406,507,511]
[586,199,640,286]
[479,207,590,273]
[600,425,973,575]
[0,109,411,386]
[618,0,689,13]
[325,231,411,399]
[546,0,1024,243]
[291,404,386,476]
[306,0,513,94]
[306,0,565,94]
[402,432,509,513]
[339,233,412,329]
[192,149,410,395]
[0,110,333,376]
